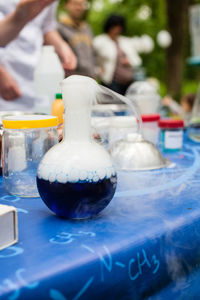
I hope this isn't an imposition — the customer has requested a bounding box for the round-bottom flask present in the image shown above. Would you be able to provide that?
[37,143,117,219]
[37,76,117,219]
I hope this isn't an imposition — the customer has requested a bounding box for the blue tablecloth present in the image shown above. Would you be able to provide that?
[1,137,200,300]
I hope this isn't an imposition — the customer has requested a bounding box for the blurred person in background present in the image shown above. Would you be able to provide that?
[162,93,196,126]
[0,0,77,111]
[93,14,141,95]
[57,0,97,78]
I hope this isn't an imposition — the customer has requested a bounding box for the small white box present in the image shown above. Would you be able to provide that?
[0,204,18,250]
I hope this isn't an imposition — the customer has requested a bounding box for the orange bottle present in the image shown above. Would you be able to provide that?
[52,93,64,141]
[51,93,64,125]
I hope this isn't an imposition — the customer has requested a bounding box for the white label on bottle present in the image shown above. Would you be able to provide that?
[164,130,183,149]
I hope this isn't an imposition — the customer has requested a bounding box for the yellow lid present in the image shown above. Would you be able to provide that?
[3,115,58,129]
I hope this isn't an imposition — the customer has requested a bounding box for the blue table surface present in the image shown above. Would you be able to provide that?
[1,136,200,300]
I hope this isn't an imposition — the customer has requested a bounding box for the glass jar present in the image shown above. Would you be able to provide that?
[2,115,58,197]
[158,119,184,152]
[0,111,33,176]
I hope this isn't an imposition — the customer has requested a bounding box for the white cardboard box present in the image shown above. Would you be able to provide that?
[0,204,18,250]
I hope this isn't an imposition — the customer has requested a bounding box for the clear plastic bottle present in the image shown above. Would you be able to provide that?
[34,46,65,114]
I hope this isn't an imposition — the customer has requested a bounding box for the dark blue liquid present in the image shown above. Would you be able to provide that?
[37,175,117,219]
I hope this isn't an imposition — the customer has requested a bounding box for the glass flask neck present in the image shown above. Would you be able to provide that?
[64,107,91,142]
[62,80,95,143]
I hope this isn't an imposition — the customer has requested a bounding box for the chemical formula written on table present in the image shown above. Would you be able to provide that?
[48,244,160,300]
[81,244,160,282]
[0,231,160,300]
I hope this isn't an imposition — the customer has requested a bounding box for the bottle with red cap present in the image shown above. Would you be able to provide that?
[141,114,160,145]
[158,119,184,152]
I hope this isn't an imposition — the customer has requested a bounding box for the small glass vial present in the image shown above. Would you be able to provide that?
[2,115,58,197]
[158,119,184,152]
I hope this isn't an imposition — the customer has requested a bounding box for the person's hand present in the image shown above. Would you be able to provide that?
[44,31,77,72]
[59,42,77,71]
[15,0,57,24]
[162,96,173,107]
[0,68,22,101]
[121,57,131,66]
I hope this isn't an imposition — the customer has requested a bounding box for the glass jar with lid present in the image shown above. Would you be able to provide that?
[158,119,184,152]
[2,115,58,197]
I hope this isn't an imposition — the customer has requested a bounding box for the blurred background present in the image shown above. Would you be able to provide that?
[58,0,200,100]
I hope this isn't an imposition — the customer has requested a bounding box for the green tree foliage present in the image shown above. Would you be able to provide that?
[88,0,166,36]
